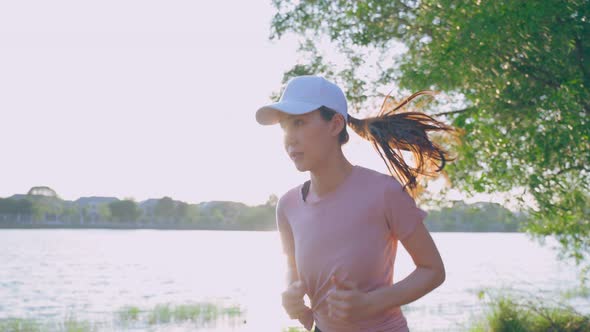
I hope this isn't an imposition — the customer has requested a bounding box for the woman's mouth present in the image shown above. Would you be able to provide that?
[290,152,304,161]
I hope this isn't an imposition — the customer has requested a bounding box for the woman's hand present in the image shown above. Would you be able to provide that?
[281,280,311,320]
[326,275,379,322]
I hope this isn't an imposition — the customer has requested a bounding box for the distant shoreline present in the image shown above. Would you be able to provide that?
[0,222,274,231]
[0,223,523,232]
[2,192,527,233]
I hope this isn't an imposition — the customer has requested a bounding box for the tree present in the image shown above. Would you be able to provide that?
[108,200,141,222]
[154,196,176,221]
[186,204,202,224]
[98,204,112,221]
[270,0,590,279]
[265,194,279,207]
[0,198,33,214]
[0,198,33,222]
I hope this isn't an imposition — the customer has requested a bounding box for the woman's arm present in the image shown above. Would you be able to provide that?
[286,254,299,285]
[368,222,445,313]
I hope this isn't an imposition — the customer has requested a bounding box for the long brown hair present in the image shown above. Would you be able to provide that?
[319,90,460,199]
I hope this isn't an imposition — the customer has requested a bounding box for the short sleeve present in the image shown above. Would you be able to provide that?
[384,180,428,241]
[276,196,295,259]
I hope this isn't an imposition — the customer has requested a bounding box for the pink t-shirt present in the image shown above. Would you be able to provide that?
[276,164,428,332]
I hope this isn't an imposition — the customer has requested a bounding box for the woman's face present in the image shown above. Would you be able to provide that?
[278,110,343,172]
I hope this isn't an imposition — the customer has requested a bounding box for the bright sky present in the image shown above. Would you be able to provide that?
[0,1,525,210]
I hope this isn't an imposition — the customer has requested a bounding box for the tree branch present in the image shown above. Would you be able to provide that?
[432,107,476,117]
[556,165,590,175]
[574,36,589,84]
[511,61,562,89]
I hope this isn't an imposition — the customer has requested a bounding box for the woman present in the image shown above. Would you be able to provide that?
[255,75,457,331]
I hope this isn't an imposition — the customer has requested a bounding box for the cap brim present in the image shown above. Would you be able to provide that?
[255,100,322,125]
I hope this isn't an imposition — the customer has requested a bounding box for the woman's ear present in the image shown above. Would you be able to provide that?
[329,114,346,137]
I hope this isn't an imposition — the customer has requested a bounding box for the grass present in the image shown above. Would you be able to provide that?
[0,301,244,332]
[0,315,102,332]
[0,318,41,332]
[282,327,309,332]
[116,305,141,322]
[2,295,588,332]
[561,285,590,300]
[470,290,590,332]
[141,302,242,325]
[60,313,101,332]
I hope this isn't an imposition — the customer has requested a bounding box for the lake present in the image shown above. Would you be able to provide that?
[0,230,588,331]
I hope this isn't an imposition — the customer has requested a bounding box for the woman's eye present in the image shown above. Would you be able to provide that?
[294,119,303,126]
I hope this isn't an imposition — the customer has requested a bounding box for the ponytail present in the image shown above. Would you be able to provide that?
[320,90,459,199]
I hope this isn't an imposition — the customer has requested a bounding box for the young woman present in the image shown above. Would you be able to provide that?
[255,75,457,332]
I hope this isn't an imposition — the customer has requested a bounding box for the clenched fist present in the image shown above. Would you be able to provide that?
[281,280,311,319]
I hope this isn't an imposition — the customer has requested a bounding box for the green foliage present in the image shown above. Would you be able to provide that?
[117,306,141,322]
[0,318,42,332]
[147,304,172,325]
[153,197,191,222]
[61,313,99,332]
[176,201,189,220]
[266,194,279,207]
[561,284,590,300]
[425,201,524,232]
[0,195,66,222]
[108,200,141,222]
[144,302,241,326]
[0,191,525,232]
[270,0,590,279]
[0,198,33,214]
[471,295,590,331]
[154,196,176,218]
[98,204,111,221]
[0,301,243,331]
[282,327,308,332]
[238,204,276,230]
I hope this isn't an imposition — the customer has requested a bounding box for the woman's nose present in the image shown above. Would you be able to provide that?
[283,128,297,146]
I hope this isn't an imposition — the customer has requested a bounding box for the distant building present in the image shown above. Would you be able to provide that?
[27,186,58,197]
[8,194,29,200]
[139,198,161,220]
[75,196,119,223]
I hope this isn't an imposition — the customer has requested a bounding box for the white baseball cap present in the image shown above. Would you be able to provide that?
[255,75,348,125]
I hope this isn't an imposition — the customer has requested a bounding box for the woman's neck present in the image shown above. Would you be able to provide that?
[309,154,354,198]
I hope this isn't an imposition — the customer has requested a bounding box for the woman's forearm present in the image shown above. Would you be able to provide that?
[368,266,445,314]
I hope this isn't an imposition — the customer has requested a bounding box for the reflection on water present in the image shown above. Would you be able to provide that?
[0,230,587,331]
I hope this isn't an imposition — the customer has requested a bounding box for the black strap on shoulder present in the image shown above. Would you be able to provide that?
[301,180,311,202]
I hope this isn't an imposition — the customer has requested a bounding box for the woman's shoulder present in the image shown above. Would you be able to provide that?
[354,164,403,192]
[276,182,304,213]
